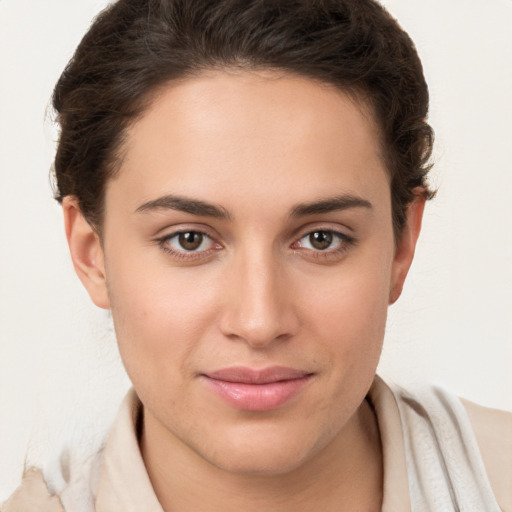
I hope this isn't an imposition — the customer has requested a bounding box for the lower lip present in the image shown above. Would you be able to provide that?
[202,375,312,411]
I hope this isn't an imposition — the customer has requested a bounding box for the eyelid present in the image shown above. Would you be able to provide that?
[153,222,219,239]
[290,219,355,237]
[295,229,352,248]
[292,222,354,242]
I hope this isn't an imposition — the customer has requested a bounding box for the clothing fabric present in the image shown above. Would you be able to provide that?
[2,376,511,511]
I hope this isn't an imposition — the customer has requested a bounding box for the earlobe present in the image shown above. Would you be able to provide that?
[389,190,426,304]
[62,197,111,309]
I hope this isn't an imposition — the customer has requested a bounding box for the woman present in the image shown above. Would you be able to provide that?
[2,0,511,510]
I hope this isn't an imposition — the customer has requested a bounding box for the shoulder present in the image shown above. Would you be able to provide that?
[461,397,512,511]
[1,468,64,512]
[385,379,511,511]
[1,442,104,512]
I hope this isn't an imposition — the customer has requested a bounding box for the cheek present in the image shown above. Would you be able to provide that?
[303,259,392,341]
[105,254,220,386]
[297,247,393,388]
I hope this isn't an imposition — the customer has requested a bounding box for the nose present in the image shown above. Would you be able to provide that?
[219,249,299,348]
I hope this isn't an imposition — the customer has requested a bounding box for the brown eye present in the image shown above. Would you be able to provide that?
[309,231,333,250]
[178,232,204,251]
[159,230,219,259]
[295,229,352,255]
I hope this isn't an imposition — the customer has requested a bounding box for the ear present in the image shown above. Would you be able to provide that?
[389,189,426,304]
[62,197,111,309]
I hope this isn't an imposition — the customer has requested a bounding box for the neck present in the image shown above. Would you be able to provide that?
[140,399,383,512]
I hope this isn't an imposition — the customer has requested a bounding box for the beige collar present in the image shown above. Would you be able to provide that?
[370,376,411,512]
[95,389,163,512]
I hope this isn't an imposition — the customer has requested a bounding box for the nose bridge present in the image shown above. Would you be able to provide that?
[221,241,296,346]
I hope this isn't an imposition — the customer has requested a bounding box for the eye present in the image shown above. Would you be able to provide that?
[297,230,347,251]
[162,231,216,253]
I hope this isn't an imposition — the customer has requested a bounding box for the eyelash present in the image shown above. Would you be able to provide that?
[293,230,355,261]
[156,230,221,261]
[155,228,355,262]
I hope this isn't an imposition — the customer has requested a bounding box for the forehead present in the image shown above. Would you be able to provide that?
[108,70,389,217]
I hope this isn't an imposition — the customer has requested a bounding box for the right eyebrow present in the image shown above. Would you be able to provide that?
[135,194,231,220]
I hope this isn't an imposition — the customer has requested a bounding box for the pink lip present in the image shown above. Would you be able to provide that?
[202,366,313,411]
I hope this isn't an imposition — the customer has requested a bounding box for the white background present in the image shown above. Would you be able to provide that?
[1,0,511,500]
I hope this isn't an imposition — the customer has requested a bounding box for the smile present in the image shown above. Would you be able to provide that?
[202,366,314,411]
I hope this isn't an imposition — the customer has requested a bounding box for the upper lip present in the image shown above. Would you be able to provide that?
[204,366,312,384]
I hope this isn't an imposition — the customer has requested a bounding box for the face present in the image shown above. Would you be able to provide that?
[66,70,422,475]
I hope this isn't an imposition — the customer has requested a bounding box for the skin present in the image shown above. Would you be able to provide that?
[63,70,424,511]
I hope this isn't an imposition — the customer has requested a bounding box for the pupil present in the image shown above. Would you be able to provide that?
[310,231,332,250]
[179,232,203,250]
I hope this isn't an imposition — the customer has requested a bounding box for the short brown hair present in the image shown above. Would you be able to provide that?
[52,0,434,236]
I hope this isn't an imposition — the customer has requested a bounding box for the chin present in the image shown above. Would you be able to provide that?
[211,451,309,477]
[199,425,324,477]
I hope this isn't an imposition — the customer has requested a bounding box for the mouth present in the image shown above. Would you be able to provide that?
[201,366,314,411]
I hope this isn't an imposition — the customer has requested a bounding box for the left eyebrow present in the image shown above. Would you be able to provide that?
[290,194,373,218]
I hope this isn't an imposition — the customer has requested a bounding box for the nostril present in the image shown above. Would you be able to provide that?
[220,314,297,348]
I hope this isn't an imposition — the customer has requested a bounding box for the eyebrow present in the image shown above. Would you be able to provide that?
[135,194,231,219]
[290,194,373,217]
[135,193,372,219]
